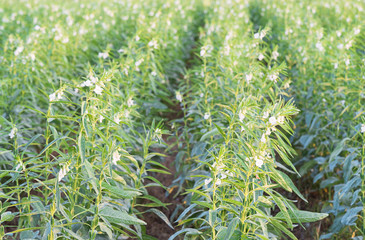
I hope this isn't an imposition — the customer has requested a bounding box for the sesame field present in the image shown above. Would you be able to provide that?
[0,0,364,239]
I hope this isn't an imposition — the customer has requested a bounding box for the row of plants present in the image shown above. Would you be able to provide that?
[248,0,364,238]
[0,0,203,239]
[171,0,328,239]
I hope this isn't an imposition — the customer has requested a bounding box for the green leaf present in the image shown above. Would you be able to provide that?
[208,210,217,227]
[99,207,146,226]
[84,159,99,194]
[168,228,201,240]
[213,123,226,140]
[79,135,86,162]
[224,217,240,239]
[275,210,328,223]
[200,128,219,141]
[62,228,86,240]
[145,208,174,229]
[99,222,113,240]
[0,211,15,223]
[101,182,141,199]
[175,204,197,222]
[191,200,213,209]
[277,171,307,202]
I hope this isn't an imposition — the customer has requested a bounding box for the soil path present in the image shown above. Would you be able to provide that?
[142,135,184,239]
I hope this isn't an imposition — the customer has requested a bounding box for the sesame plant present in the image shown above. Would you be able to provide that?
[0,0,203,239]
[170,1,328,239]
[249,0,364,238]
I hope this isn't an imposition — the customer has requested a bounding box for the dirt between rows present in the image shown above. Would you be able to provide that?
[139,135,185,240]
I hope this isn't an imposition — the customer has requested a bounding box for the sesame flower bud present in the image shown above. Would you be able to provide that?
[262,111,269,119]
[258,53,264,61]
[245,73,253,83]
[261,134,267,143]
[272,51,279,60]
[239,109,246,122]
[112,151,120,165]
[176,91,183,102]
[204,112,210,120]
[114,114,121,124]
[127,98,135,107]
[9,127,17,139]
[204,178,212,185]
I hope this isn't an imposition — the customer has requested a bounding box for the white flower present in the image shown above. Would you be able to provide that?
[204,112,210,120]
[216,179,222,185]
[114,114,121,124]
[269,116,277,125]
[345,41,352,50]
[245,73,253,83]
[81,80,92,87]
[316,42,324,52]
[112,151,120,165]
[200,48,206,57]
[58,163,70,181]
[334,63,338,69]
[258,53,264,61]
[337,44,344,49]
[135,35,140,41]
[268,74,278,83]
[155,128,162,140]
[354,28,360,35]
[200,93,204,98]
[254,33,260,39]
[200,45,212,57]
[260,31,266,39]
[98,52,108,59]
[9,127,17,139]
[151,71,157,76]
[62,36,69,44]
[49,90,63,102]
[265,128,271,135]
[345,59,350,66]
[94,85,103,95]
[261,134,266,143]
[49,93,57,102]
[272,51,279,60]
[221,173,227,179]
[336,31,342,37]
[127,98,135,107]
[204,178,212,185]
[135,58,144,67]
[239,109,246,122]
[99,115,104,123]
[278,116,285,124]
[90,75,98,83]
[255,158,264,168]
[361,124,365,133]
[14,46,24,56]
[176,91,183,102]
[262,111,269,119]
[148,39,158,49]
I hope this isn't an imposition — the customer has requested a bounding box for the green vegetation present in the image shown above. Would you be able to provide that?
[0,0,363,239]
